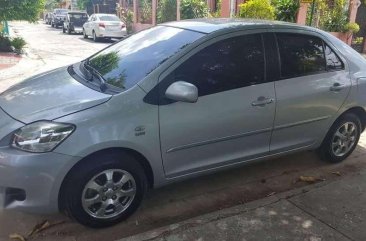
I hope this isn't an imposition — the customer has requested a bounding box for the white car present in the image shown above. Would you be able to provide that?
[83,14,127,41]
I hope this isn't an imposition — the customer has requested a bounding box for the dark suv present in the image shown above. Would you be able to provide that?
[51,8,68,28]
[63,11,89,34]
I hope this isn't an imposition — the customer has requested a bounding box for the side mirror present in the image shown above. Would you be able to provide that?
[165,81,198,103]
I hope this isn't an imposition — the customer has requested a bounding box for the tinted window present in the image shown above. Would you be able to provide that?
[171,34,265,97]
[277,33,326,79]
[325,44,344,70]
[87,26,204,90]
[99,15,120,21]
[55,9,68,15]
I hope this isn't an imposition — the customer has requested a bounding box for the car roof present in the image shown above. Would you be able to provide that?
[160,18,317,34]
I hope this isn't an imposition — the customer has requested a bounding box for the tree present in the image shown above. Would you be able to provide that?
[0,0,45,22]
[77,0,92,10]
[238,0,275,20]
[45,0,61,10]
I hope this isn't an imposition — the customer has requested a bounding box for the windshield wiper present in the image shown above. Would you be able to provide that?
[82,59,108,92]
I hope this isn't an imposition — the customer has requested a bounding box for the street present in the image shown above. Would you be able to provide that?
[1,21,366,241]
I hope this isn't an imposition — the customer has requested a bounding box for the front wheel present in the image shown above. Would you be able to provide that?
[62,27,65,33]
[318,113,361,163]
[61,152,147,228]
[92,31,99,42]
[83,29,88,39]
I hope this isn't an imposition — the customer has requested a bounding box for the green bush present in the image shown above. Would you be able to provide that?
[0,34,12,52]
[181,0,209,20]
[344,22,360,34]
[238,0,275,20]
[158,0,209,23]
[140,0,152,23]
[272,0,299,22]
[157,0,177,23]
[11,37,26,53]
[319,0,348,32]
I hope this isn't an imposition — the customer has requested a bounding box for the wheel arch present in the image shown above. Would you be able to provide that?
[340,106,366,131]
[58,147,154,211]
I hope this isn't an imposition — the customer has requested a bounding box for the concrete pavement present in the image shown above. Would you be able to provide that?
[122,170,366,241]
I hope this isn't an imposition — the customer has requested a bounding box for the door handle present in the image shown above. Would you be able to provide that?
[330,83,344,92]
[252,97,274,107]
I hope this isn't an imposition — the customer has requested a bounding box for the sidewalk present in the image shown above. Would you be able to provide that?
[122,170,366,241]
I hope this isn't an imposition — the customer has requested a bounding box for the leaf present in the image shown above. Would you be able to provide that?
[297,176,325,184]
[9,233,26,241]
[331,171,342,176]
[27,220,49,237]
[29,220,66,238]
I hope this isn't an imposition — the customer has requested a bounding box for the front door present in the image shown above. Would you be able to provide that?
[158,33,276,178]
[270,32,351,152]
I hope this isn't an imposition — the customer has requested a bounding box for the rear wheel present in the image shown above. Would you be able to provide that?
[318,113,361,163]
[61,152,147,228]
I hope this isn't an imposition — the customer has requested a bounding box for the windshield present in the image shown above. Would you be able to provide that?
[56,9,68,15]
[69,13,88,21]
[99,15,121,21]
[85,26,204,91]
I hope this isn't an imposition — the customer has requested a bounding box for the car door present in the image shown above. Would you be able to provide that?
[269,31,351,153]
[158,32,276,178]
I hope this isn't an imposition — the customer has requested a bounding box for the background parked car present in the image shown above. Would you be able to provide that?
[63,11,89,34]
[83,14,126,42]
[51,8,68,28]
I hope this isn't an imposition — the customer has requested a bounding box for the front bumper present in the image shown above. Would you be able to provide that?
[0,147,80,213]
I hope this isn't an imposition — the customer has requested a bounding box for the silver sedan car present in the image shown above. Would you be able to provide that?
[0,19,366,228]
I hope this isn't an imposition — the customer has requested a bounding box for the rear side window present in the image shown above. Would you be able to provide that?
[171,34,265,97]
[276,33,326,79]
[324,43,344,71]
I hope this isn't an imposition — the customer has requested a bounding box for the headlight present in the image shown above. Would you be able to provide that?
[12,121,75,153]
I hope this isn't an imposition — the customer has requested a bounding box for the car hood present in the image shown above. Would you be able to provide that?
[0,67,111,123]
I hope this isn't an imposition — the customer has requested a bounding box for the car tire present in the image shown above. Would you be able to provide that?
[62,27,65,33]
[318,113,361,163]
[83,29,88,39]
[61,151,147,228]
[93,31,99,42]
[67,27,71,34]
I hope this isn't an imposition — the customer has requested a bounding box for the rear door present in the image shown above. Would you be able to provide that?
[158,32,276,178]
[270,31,351,153]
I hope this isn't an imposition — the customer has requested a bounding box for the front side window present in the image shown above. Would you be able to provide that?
[86,26,204,91]
[170,34,265,97]
[277,33,326,79]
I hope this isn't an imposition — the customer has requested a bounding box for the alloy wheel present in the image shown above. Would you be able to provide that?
[331,122,358,157]
[81,169,136,219]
